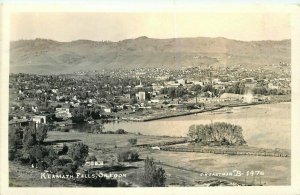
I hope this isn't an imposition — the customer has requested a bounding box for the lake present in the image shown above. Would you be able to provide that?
[103,102,290,149]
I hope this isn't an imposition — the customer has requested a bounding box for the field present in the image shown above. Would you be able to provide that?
[9,162,85,187]
[145,150,290,186]
[42,131,290,186]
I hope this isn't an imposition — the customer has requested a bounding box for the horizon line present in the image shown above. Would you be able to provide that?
[10,35,292,43]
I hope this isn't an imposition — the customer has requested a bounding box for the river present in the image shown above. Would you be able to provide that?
[103,102,290,149]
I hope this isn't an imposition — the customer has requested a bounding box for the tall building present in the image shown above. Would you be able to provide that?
[136,91,146,101]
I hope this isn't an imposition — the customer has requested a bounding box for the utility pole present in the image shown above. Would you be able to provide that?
[50,169,53,187]
[260,175,262,185]
[244,168,247,184]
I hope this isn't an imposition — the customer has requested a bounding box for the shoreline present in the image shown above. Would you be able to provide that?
[121,102,272,122]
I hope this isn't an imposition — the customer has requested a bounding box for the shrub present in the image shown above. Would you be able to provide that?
[115,129,127,134]
[68,142,89,167]
[128,138,137,146]
[58,144,68,155]
[142,157,166,187]
[117,150,139,162]
[91,124,105,134]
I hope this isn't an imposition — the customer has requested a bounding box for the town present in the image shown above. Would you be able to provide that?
[8,62,291,187]
[9,63,290,126]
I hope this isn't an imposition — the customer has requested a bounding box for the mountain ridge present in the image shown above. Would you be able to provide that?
[10,36,291,74]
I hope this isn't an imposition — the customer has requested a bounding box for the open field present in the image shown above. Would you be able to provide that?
[43,131,290,186]
[144,150,291,186]
[46,131,186,149]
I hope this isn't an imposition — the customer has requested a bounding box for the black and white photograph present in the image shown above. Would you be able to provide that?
[1,1,300,194]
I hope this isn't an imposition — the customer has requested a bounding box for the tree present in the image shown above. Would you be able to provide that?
[115,129,127,134]
[128,138,137,146]
[28,145,50,169]
[167,87,176,98]
[22,123,49,148]
[142,157,166,187]
[36,124,48,144]
[191,84,202,92]
[187,122,247,146]
[9,126,23,149]
[71,106,87,123]
[68,142,89,166]
[58,143,68,155]
[44,147,59,173]
[130,96,137,104]
[9,126,23,160]
[175,86,187,98]
[91,123,105,134]
[117,150,139,162]
[22,126,37,148]
[201,84,213,93]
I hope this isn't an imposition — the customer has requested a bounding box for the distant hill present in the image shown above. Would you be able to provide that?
[10,36,291,74]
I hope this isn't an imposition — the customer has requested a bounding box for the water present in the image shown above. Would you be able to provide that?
[103,102,291,149]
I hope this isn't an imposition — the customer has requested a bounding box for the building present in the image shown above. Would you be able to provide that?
[103,108,112,113]
[152,83,164,92]
[9,118,31,128]
[134,79,144,89]
[177,79,186,86]
[220,93,243,101]
[268,83,280,90]
[55,106,72,118]
[85,161,104,166]
[124,93,131,99]
[136,91,146,101]
[244,82,257,88]
[32,115,47,124]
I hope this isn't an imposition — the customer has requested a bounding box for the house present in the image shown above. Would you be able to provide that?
[149,99,160,103]
[165,81,180,88]
[268,83,280,90]
[9,118,31,127]
[32,106,38,112]
[85,160,104,166]
[177,79,186,86]
[32,115,47,124]
[104,108,112,113]
[151,146,160,150]
[136,91,146,101]
[55,106,72,118]
[124,93,131,99]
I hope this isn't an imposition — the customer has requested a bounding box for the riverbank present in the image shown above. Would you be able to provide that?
[122,102,265,122]
[103,102,291,149]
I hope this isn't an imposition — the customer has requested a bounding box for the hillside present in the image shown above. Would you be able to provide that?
[10,36,291,74]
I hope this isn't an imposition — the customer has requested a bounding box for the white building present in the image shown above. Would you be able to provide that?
[136,91,146,101]
[32,115,47,124]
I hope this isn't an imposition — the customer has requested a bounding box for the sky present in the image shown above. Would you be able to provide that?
[10,12,291,42]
